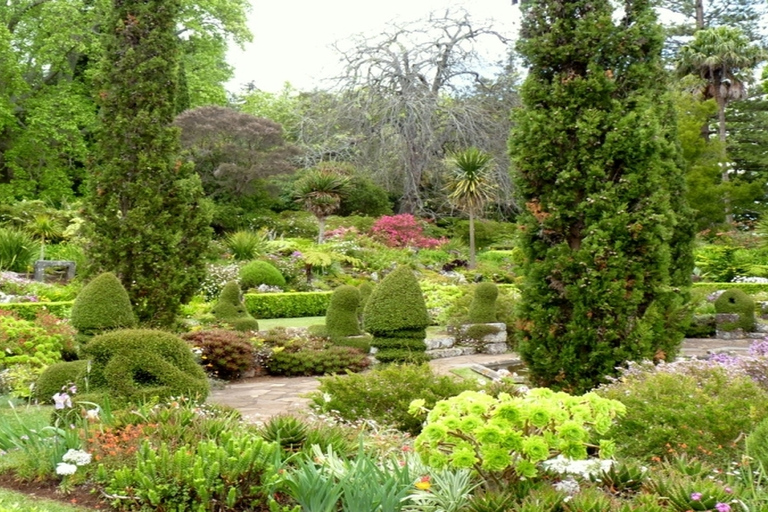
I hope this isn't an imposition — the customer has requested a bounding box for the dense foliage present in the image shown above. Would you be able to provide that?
[84,0,212,326]
[510,0,694,392]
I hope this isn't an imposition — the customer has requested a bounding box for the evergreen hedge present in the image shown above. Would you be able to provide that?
[244,291,331,318]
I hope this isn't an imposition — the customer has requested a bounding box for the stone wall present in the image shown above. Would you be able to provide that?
[425,322,509,359]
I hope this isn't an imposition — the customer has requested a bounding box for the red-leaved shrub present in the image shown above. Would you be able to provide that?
[370,214,446,249]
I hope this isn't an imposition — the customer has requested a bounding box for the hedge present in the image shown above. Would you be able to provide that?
[692,283,768,295]
[0,301,73,320]
[244,292,332,319]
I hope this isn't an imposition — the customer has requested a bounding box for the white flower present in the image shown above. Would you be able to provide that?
[323,393,332,403]
[52,392,72,410]
[85,407,100,421]
[55,462,78,476]
[553,477,581,495]
[62,449,92,466]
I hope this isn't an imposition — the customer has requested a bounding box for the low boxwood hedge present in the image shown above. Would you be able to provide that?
[244,292,331,319]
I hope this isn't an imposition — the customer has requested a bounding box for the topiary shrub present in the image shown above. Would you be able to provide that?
[34,360,89,403]
[468,282,499,324]
[357,281,374,322]
[239,260,286,290]
[181,329,255,381]
[266,346,369,376]
[212,281,259,332]
[325,285,361,339]
[70,272,136,339]
[82,329,209,402]
[363,265,430,363]
[714,288,755,332]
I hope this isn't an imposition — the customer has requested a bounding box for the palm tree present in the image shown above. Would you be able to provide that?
[676,26,767,222]
[294,169,349,244]
[445,147,496,269]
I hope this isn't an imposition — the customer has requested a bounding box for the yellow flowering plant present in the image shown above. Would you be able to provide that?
[409,388,625,490]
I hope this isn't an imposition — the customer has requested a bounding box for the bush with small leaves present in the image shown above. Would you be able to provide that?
[239,260,286,290]
[468,282,499,324]
[212,281,259,332]
[363,265,430,363]
[325,285,361,339]
[714,288,755,332]
[181,329,255,381]
[82,329,209,402]
[267,345,369,376]
[70,272,136,340]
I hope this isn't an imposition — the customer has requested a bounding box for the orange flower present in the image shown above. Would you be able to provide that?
[415,476,431,491]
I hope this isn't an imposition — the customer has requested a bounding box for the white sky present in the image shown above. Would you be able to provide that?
[226,0,521,94]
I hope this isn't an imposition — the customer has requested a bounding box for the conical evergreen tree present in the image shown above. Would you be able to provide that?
[85,0,212,326]
[510,0,693,392]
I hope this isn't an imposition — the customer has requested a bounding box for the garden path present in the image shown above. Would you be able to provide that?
[207,338,754,424]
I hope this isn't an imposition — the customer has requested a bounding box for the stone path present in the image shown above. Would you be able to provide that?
[207,338,756,424]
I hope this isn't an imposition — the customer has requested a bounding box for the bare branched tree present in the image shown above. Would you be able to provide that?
[322,8,515,215]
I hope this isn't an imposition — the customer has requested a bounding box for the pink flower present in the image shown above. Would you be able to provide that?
[690,493,702,501]
[715,503,731,512]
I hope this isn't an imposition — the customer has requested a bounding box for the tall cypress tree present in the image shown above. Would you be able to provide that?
[510,0,693,392]
[85,0,212,326]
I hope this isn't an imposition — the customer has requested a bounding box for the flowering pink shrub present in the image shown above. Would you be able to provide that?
[370,214,447,249]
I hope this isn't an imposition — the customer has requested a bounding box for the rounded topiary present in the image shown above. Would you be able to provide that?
[82,329,209,402]
[239,260,286,290]
[34,360,89,403]
[468,282,499,324]
[70,272,136,336]
[326,285,361,339]
[212,281,259,332]
[363,265,430,363]
[363,266,429,335]
[714,288,755,332]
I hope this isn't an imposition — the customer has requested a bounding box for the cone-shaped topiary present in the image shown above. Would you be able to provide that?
[326,285,362,339]
[715,289,755,332]
[363,265,429,363]
[239,260,286,290]
[468,282,498,324]
[212,281,259,332]
[70,272,137,336]
[82,329,209,402]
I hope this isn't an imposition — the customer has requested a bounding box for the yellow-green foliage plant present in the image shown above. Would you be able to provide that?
[212,280,259,332]
[70,272,136,340]
[409,388,625,491]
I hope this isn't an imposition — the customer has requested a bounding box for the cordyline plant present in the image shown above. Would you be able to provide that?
[409,388,625,491]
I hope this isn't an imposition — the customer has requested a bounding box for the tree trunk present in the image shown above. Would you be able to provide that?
[468,210,477,269]
[317,216,326,244]
[715,82,732,224]
[694,0,704,29]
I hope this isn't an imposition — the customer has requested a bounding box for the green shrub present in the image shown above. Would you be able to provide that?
[597,361,768,465]
[212,281,259,332]
[267,345,369,376]
[244,291,331,318]
[693,282,768,295]
[224,230,265,260]
[0,301,73,321]
[357,281,374,321]
[747,416,768,471]
[239,259,286,290]
[181,329,255,381]
[684,314,716,338]
[325,285,361,338]
[70,272,136,336]
[104,433,278,511]
[34,360,89,403]
[0,227,38,272]
[714,288,755,332]
[363,265,430,363]
[468,282,499,323]
[452,219,517,250]
[82,329,209,402]
[445,287,516,336]
[309,364,479,435]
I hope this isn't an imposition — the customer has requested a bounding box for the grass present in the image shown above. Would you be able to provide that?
[258,316,325,330]
[0,488,93,512]
[451,367,491,383]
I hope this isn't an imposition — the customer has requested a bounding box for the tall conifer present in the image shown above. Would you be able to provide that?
[85,0,211,326]
[510,0,693,392]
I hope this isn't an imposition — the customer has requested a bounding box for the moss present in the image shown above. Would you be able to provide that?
[212,281,259,332]
[714,288,755,332]
[468,282,499,323]
[240,260,286,289]
[70,272,136,335]
[325,285,361,338]
[82,329,209,402]
[34,361,89,403]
